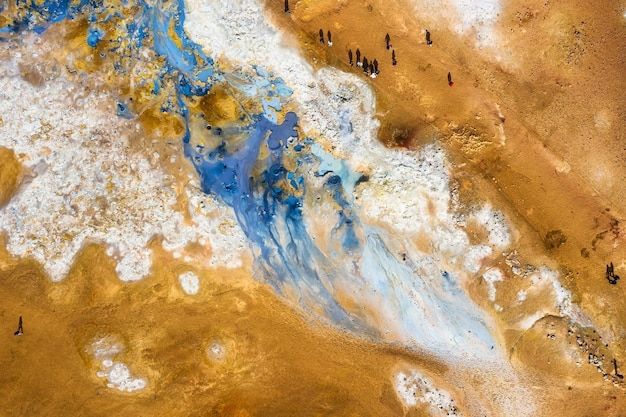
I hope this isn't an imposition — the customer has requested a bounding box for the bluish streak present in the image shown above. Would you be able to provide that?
[181,107,359,328]
[360,229,494,351]
[7,0,499,358]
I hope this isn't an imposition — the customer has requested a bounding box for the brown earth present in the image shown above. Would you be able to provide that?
[0,147,21,208]
[1,237,444,416]
[260,0,626,415]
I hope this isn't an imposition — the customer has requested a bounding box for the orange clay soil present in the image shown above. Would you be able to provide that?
[258,0,626,413]
[0,236,467,417]
[263,0,626,358]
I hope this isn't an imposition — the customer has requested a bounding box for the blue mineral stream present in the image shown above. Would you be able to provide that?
[1,0,499,359]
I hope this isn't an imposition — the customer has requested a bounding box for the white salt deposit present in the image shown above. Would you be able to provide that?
[463,244,492,274]
[517,311,547,331]
[97,361,147,392]
[88,336,147,393]
[0,53,249,282]
[474,205,511,249]
[395,370,461,416]
[529,268,572,313]
[90,336,125,359]
[185,0,512,363]
[449,0,500,47]
[482,268,504,302]
[185,1,491,283]
[516,267,594,331]
[401,0,501,48]
[178,271,200,295]
[205,340,227,364]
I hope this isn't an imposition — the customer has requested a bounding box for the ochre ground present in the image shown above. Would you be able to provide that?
[0,237,459,416]
[2,0,626,415]
[261,0,626,415]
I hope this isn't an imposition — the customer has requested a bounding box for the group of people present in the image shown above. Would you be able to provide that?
[386,33,397,66]
[348,48,380,78]
[344,32,398,79]
[319,29,332,46]
[282,2,455,85]
[345,32,418,80]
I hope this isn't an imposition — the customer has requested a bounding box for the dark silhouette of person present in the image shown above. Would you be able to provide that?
[426,29,432,46]
[348,49,353,66]
[369,62,375,76]
[284,0,289,14]
[607,262,620,284]
[319,29,324,44]
[385,33,391,50]
[327,30,332,46]
[14,316,23,336]
[392,50,397,66]
[356,48,361,66]
[448,72,454,87]
[362,57,369,73]
[373,59,379,74]
[614,359,624,379]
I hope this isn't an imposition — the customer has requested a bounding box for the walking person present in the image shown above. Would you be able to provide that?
[14,316,23,336]
[369,62,376,78]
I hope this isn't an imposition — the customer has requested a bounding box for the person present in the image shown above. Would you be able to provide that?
[284,0,289,14]
[356,48,361,66]
[448,72,454,87]
[362,57,369,73]
[426,29,432,46]
[319,29,324,44]
[385,33,392,50]
[607,262,620,284]
[373,59,379,74]
[327,30,332,46]
[348,49,353,66]
[392,50,397,66]
[14,316,23,336]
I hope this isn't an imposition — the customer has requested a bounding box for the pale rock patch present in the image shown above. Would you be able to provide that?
[0,58,249,282]
[395,370,461,416]
[178,271,200,295]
